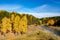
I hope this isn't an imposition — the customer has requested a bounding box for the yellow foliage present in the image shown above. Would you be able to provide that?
[39,20,42,25]
[1,14,28,35]
[47,19,55,26]
[21,15,28,33]
[1,17,11,34]
[1,28,7,34]
[11,14,14,21]
[30,15,33,22]
[13,15,21,33]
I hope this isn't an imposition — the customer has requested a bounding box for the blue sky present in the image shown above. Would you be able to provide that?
[0,0,60,18]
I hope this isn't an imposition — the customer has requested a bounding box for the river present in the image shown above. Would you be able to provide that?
[42,26,60,36]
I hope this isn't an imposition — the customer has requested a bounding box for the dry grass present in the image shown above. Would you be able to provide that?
[0,25,60,40]
[49,26,60,31]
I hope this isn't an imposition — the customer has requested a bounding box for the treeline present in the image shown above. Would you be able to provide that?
[0,10,40,35]
[0,10,60,35]
[39,16,60,26]
[0,10,40,25]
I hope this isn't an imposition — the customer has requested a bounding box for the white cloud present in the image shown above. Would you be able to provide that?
[19,12,60,18]
[17,4,60,13]
[0,4,60,18]
[17,4,60,18]
[0,4,21,11]
[29,4,48,13]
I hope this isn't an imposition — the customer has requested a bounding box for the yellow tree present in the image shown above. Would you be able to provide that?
[30,15,33,23]
[10,12,17,23]
[6,18,12,32]
[10,14,15,22]
[10,13,16,32]
[1,17,11,35]
[13,15,21,34]
[46,19,55,26]
[39,20,42,25]
[21,15,28,33]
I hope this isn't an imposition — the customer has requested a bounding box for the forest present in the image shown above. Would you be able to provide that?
[0,10,60,40]
[0,10,40,35]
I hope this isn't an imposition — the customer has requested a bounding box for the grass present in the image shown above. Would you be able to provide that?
[0,31,59,40]
[0,25,60,40]
[14,31,59,40]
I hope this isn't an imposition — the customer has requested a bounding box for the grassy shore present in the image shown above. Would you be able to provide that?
[49,26,60,31]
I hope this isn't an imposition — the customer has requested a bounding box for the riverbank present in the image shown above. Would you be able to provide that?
[48,26,60,31]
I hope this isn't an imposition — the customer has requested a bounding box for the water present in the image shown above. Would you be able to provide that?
[42,26,60,36]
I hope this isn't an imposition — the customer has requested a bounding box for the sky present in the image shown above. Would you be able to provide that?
[0,0,60,18]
